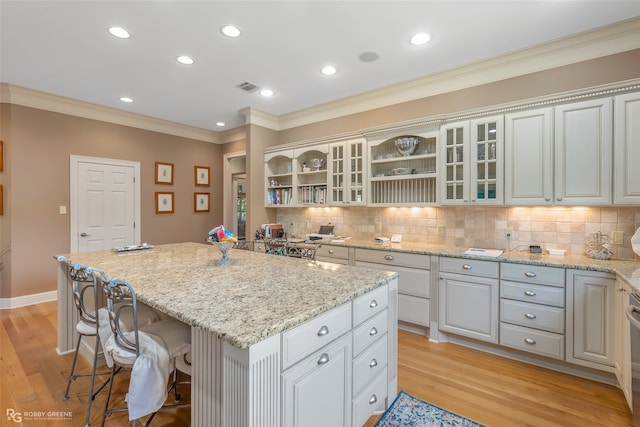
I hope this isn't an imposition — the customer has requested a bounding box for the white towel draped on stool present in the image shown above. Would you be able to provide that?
[98,308,170,420]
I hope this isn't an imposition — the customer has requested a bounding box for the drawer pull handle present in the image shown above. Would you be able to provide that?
[369,300,378,308]
[317,353,330,365]
[317,326,329,336]
[369,394,378,405]
[328,249,334,254]
[524,338,536,345]
[384,255,394,261]
[524,313,537,319]
[369,358,378,368]
[524,271,537,277]
[462,264,472,270]
[524,290,536,297]
[369,327,378,336]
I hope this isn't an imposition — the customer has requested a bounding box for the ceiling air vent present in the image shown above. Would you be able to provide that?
[237,81,261,93]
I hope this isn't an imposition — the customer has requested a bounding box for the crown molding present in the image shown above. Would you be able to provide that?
[0,83,219,143]
[276,16,640,131]
[240,107,281,131]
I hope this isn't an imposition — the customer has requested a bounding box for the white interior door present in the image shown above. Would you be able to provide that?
[70,156,141,253]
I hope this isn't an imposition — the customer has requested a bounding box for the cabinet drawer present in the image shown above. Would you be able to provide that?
[501,263,565,287]
[253,241,266,252]
[355,248,430,270]
[352,367,388,427]
[282,303,352,369]
[501,280,565,307]
[439,257,499,278]
[353,335,388,396]
[353,285,387,326]
[500,299,564,334]
[500,323,564,360]
[316,245,349,260]
[398,294,430,327]
[316,256,349,265]
[353,309,388,357]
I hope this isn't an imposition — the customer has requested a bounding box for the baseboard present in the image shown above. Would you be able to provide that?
[0,290,57,309]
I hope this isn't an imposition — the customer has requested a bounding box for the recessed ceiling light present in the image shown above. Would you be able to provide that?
[176,55,194,65]
[410,32,431,46]
[216,122,226,127]
[119,97,133,103]
[321,65,337,76]
[221,25,241,38]
[108,26,130,39]
[259,89,274,97]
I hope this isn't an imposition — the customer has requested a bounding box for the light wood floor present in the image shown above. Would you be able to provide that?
[1,301,633,426]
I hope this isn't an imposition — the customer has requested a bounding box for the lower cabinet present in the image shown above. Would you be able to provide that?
[614,279,632,410]
[355,248,431,328]
[566,269,616,371]
[282,333,352,427]
[315,244,350,265]
[438,257,499,343]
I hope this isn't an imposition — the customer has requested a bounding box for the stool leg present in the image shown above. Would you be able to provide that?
[63,334,83,400]
[83,335,102,426]
[101,364,117,427]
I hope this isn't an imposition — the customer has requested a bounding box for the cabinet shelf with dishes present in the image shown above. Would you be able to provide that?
[294,144,329,206]
[367,131,439,206]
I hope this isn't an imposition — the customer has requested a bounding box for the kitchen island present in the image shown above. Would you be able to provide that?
[55,242,399,427]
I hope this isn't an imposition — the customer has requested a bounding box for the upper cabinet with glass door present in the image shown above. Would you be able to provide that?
[440,116,503,205]
[368,130,439,206]
[294,144,329,206]
[329,138,366,206]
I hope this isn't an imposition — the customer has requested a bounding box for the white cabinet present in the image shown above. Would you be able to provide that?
[499,263,566,360]
[355,248,431,329]
[554,98,612,205]
[329,138,366,206]
[566,269,616,371]
[294,144,329,206]
[504,108,554,205]
[438,257,499,343]
[441,116,504,205]
[282,333,352,427]
[614,280,632,410]
[265,150,294,206]
[367,130,439,206]
[315,244,350,265]
[614,91,640,204]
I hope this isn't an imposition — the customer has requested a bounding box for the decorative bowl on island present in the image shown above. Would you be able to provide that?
[207,239,235,265]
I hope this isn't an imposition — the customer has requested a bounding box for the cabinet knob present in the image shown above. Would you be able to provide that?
[524,313,537,319]
[317,353,330,365]
[524,290,536,297]
[556,197,563,201]
[328,249,334,254]
[545,198,551,202]
[369,358,378,368]
[524,271,537,278]
[369,394,378,405]
[384,255,394,261]
[524,338,536,345]
[369,300,378,308]
[317,325,329,336]
[369,327,378,336]
[462,264,472,270]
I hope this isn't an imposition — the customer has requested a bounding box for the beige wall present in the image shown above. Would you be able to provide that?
[1,104,223,298]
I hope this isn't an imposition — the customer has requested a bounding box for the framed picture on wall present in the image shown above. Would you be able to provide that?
[155,162,174,185]
[195,166,210,186]
[155,192,174,214]
[194,192,210,212]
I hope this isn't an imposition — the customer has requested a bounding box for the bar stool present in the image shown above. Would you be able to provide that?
[99,276,191,426]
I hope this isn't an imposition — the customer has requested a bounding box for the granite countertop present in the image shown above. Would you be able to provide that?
[317,238,640,293]
[57,242,397,349]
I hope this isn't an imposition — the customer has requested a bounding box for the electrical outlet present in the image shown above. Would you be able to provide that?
[505,227,513,237]
[612,231,624,245]
[375,221,382,233]
[437,225,446,237]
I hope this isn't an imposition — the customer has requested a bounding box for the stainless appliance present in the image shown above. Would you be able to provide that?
[628,292,640,426]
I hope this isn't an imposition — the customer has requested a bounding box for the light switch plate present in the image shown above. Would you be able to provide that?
[391,234,402,243]
[612,231,623,245]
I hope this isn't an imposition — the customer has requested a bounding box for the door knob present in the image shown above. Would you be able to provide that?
[80,232,90,237]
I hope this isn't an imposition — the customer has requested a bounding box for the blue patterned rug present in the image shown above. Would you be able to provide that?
[375,390,485,427]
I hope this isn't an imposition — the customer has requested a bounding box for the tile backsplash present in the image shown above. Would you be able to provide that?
[277,206,640,260]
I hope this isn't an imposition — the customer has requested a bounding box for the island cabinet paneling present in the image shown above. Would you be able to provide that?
[438,257,500,343]
[499,263,566,360]
[315,244,350,265]
[354,248,431,329]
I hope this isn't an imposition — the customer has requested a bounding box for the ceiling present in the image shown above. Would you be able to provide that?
[2,1,640,133]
